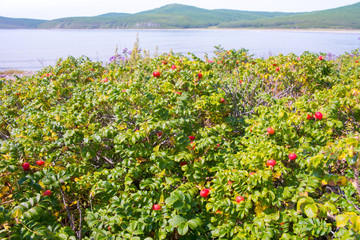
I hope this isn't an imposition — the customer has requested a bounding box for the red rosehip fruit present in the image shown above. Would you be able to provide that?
[307,114,314,120]
[236,196,245,203]
[171,64,176,70]
[156,132,162,137]
[189,136,195,141]
[289,153,297,161]
[266,159,276,167]
[153,71,161,78]
[152,204,161,210]
[180,161,187,166]
[276,67,280,72]
[314,112,323,120]
[319,56,324,61]
[36,160,45,166]
[198,73,203,79]
[175,91,182,95]
[22,162,30,171]
[200,189,210,197]
[267,127,275,135]
[220,98,225,103]
[42,190,52,197]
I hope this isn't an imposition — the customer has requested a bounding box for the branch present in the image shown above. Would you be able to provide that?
[352,166,360,199]
[59,187,75,231]
[77,200,82,240]
[97,154,114,166]
[0,199,14,205]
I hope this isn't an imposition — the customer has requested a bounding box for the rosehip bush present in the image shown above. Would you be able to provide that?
[0,48,360,239]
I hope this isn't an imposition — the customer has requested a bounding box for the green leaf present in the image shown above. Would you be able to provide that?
[169,215,186,228]
[173,200,184,210]
[297,196,314,211]
[57,233,68,240]
[346,138,358,147]
[177,222,189,236]
[323,202,338,214]
[188,218,202,230]
[174,191,185,202]
[304,203,318,218]
[165,196,177,206]
[92,134,101,143]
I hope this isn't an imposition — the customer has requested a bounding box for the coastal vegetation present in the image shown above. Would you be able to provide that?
[0,45,360,239]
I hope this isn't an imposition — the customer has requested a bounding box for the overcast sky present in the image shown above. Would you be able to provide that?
[1,0,359,20]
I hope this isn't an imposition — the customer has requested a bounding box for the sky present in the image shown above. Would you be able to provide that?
[0,0,359,20]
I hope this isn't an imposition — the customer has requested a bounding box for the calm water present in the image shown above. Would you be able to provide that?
[0,29,359,70]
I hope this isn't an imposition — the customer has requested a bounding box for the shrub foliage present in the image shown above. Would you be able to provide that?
[0,47,360,239]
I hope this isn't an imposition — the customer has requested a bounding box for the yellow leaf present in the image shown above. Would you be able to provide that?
[254,202,266,216]
[338,152,347,160]
[3,223,10,230]
[153,145,160,153]
[336,214,349,228]
[12,208,22,219]
[1,186,9,193]
[352,216,360,232]
[336,176,348,186]
[272,171,282,180]
[55,115,60,121]
[160,194,164,203]
[136,157,148,163]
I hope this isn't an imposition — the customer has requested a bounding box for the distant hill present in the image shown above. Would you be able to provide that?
[0,16,45,29]
[1,3,360,29]
[220,2,360,29]
[37,4,294,29]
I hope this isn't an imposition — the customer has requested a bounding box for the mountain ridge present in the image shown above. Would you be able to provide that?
[1,3,360,29]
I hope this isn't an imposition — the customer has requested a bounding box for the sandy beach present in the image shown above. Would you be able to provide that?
[0,70,36,80]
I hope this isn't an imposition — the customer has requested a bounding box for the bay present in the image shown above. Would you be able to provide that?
[0,29,359,70]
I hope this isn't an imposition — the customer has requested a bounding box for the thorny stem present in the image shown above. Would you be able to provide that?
[352,166,360,200]
[60,187,75,231]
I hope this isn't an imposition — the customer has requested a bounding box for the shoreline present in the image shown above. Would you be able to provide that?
[2,28,360,33]
[0,70,36,80]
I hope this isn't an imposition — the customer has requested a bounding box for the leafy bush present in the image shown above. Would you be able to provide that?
[0,47,360,239]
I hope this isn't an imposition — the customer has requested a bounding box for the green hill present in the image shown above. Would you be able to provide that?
[37,4,294,29]
[0,16,45,29]
[1,2,360,29]
[220,2,360,29]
